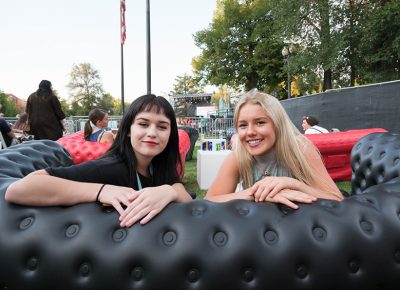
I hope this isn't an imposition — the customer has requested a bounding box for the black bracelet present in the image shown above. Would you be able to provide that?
[96,184,106,202]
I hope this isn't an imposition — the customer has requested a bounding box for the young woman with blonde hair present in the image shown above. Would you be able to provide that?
[205,90,343,208]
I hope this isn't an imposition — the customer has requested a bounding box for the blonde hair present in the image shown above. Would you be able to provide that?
[234,90,319,189]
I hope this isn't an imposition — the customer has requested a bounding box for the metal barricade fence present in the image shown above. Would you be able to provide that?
[177,117,235,140]
[65,116,122,134]
[69,116,235,141]
[4,115,235,141]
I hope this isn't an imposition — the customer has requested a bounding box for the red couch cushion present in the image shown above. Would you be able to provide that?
[306,128,388,181]
[57,131,111,165]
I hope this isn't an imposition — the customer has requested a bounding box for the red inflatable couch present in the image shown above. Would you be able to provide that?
[306,128,387,181]
[57,130,191,177]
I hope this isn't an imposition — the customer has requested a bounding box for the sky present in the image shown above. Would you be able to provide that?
[0,0,217,103]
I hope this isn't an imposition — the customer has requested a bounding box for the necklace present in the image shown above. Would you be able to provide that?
[254,163,271,182]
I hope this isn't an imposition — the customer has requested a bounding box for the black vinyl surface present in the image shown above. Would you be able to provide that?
[282,80,400,133]
[0,136,400,290]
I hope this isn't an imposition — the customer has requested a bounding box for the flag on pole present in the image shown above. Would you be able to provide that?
[120,0,126,45]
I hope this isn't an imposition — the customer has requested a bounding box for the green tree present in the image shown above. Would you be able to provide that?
[170,73,204,95]
[0,91,19,117]
[193,0,283,94]
[98,93,116,115]
[67,63,105,115]
[112,99,130,116]
[358,0,400,83]
[273,0,347,91]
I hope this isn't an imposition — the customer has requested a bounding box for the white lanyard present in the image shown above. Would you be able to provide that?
[136,164,153,190]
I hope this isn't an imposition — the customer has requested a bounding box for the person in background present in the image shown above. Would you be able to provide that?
[26,80,66,140]
[205,90,342,208]
[301,115,329,134]
[12,113,32,143]
[5,94,192,227]
[13,113,30,134]
[0,116,16,147]
[84,108,114,143]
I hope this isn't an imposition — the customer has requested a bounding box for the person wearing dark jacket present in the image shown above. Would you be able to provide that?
[0,117,16,147]
[26,80,66,140]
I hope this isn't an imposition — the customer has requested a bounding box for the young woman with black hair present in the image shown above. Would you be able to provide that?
[6,94,192,227]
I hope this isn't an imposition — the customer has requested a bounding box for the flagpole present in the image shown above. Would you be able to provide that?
[120,0,126,115]
[146,0,151,94]
[120,44,125,115]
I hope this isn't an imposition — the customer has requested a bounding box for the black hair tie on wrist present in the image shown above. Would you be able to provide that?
[96,184,106,202]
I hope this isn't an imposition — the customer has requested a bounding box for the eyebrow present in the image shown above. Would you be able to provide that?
[238,117,269,123]
[135,117,170,125]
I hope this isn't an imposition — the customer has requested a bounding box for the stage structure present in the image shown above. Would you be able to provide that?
[171,93,212,117]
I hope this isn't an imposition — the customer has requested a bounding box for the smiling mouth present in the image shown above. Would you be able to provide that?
[143,141,158,146]
[247,139,262,146]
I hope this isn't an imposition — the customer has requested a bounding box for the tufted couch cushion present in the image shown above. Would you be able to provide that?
[1,136,400,290]
[57,131,111,164]
[0,140,73,194]
[351,132,400,194]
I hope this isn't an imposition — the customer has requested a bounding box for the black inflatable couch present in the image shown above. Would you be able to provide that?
[1,133,400,290]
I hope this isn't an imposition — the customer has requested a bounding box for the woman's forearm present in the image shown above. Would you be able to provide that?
[292,179,343,201]
[5,172,101,206]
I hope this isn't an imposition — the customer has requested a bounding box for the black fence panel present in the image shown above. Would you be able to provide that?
[281,80,400,133]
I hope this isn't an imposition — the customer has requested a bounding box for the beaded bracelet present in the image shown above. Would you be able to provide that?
[96,184,106,202]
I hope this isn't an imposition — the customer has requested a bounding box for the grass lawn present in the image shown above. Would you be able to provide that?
[182,147,207,199]
[183,146,352,199]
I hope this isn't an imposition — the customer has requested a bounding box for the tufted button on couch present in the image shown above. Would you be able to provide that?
[351,132,400,194]
[1,133,400,290]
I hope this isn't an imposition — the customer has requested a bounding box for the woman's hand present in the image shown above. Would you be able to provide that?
[260,189,317,209]
[97,184,137,216]
[119,185,177,227]
[251,176,298,202]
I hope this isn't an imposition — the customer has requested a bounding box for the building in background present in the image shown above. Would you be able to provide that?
[5,94,26,112]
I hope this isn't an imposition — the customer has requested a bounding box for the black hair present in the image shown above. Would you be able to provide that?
[104,94,181,187]
[302,115,319,126]
[84,109,107,140]
[36,80,53,98]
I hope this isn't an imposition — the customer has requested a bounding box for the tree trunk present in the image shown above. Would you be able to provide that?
[348,0,356,87]
[323,69,332,91]
[245,71,258,91]
[319,0,333,91]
